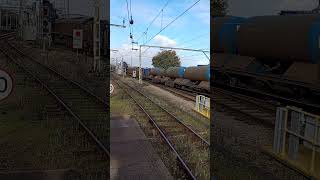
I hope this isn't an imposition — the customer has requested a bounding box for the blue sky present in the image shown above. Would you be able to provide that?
[110,0,210,68]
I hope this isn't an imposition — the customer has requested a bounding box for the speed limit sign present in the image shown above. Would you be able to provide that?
[110,84,114,94]
[0,69,13,101]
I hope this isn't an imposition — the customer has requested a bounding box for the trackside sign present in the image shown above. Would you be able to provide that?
[73,29,83,49]
[0,69,13,101]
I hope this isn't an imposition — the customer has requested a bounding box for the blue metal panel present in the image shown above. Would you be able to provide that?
[309,18,320,64]
[143,68,150,76]
[178,67,186,78]
[218,16,246,54]
[206,66,210,81]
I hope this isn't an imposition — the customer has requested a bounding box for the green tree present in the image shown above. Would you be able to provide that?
[152,50,181,70]
[212,0,228,17]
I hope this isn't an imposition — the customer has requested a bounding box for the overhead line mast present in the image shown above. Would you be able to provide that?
[93,0,101,72]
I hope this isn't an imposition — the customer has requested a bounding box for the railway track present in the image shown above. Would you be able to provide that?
[133,77,276,125]
[150,82,197,102]
[113,75,209,179]
[125,78,210,141]
[0,35,109,177]
[16,42,108,103]
[149,80,210,102]
[212,87,276,127]
[212,81,320,115]
[211,88,313,179]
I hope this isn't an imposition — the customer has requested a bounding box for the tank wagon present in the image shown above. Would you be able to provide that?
[149,68,165,83]
[125,65,210,93]
[212,14,320,104]
[148,65,209,93]
[183,65,210,92]
[143,68,151,79]
[163,67,186,87]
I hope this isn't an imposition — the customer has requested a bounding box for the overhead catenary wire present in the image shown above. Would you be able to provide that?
[161,9,164,29]
[125,0,133,38]
[141,0,201,55]
[136,0,171,43]
[116,0,207,67]
[177,32,209,47]
[179,53,207,59]
[112,48,208,64]
[125,0,131,24]
[130,0,132,18]
[181,41,210,49]
[142,0,201,46]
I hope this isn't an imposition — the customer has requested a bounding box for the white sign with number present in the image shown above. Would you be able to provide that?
[0,69,13,101]
[110,84,114,94]
[73,29,83,49]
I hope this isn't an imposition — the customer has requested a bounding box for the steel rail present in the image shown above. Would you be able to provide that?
[0,39,109,157]
[212,92,276,127]
[113,78,197,180]
[212,81,320,114]
[156,84,196,102]
[118,78,209,146]
[212,87,276,112]
[8,41,106,105]
[211,86,313,179]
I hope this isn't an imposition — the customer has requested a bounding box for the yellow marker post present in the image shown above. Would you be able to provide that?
[195,95,210,119]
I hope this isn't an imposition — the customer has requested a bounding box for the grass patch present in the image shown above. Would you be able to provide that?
[110,88,136,116]
[116,78,210,179]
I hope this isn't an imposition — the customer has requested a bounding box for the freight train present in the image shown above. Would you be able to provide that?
[126,65,210,93]
[212,14,320,105]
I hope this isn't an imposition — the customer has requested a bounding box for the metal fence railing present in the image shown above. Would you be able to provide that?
[273,106,320,176]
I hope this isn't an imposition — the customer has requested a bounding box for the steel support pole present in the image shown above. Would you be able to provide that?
[67,0,69,17]
[9,13,11,30]
[0,10,2,30]
[6,12,8,30]
[139,45,142,84]
[93,0,101,72]
[122,58,124,78]
[98,0,101,72]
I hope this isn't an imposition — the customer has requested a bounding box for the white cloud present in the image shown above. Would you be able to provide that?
[153,35,177,47]
[110,43,161,68]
